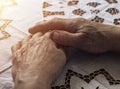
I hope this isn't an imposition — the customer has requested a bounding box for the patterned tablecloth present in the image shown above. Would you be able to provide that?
[0,0,120,89]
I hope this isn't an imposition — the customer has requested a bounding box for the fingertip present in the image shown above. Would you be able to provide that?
[28,23,42,34]
[50,30,70,46]
[28,27,36,34]
[51,31,60,41]
[50,30,82,48]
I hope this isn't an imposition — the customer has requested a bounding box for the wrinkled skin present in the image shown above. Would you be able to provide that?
[29,18,120,53]
[11,17,120,89]
[11,32,66,89]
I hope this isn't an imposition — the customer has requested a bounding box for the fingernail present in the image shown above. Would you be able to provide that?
[51,31,59,40]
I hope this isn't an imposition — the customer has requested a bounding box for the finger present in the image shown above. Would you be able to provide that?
[12,56,17,82]
[28,32,43,44]
[11,48,19,82]
[32,32,43,39]
[21,34,33,45]
[29,18,80,34]
[29,22,48,34]
[51,30,83,48]
[12,55,19,82]
[11,41,21,53]
[12,66,16,82]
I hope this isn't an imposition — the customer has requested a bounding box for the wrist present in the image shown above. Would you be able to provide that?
[86,19,120,52]
[14,75,51,89]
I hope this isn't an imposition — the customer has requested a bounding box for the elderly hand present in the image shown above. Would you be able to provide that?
[29,18,120,53]
[11,32,66,89]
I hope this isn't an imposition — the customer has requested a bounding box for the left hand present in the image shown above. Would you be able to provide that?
[11,32,67,89]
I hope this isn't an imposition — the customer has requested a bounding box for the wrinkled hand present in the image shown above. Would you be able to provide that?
[29,18,115,53]
[11,32,66,89]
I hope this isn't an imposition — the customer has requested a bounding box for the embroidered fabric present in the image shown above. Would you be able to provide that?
[0,0,120,89]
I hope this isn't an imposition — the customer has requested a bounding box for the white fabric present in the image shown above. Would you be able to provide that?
[41,0,120,89]
[0,0,120,89]
[43,0,120,26]
[0,0,43,88]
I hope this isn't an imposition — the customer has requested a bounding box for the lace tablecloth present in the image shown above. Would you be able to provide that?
[0,0,120,89]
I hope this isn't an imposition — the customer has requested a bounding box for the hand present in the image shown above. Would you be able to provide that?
[29,18,119,53]
[11,32,66,89]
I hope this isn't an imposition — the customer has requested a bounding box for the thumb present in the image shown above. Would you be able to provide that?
[51,30,82,48]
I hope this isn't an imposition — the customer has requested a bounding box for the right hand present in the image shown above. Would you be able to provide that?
[29,18,115,53]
